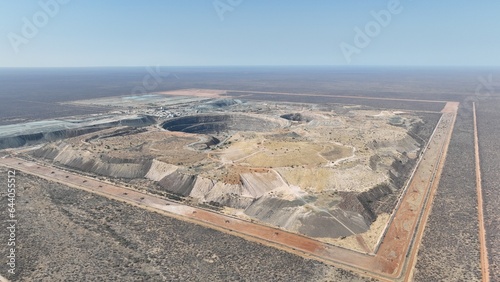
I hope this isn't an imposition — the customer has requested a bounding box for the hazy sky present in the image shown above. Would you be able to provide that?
[1,0,499,67]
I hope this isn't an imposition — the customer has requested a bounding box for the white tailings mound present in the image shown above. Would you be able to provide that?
[145,160,178,181]
[240,171,287,198]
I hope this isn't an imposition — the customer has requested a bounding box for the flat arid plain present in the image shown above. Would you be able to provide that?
[0,67,499,281]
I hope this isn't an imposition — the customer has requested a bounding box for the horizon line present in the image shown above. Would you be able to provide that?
[1,65,500,69]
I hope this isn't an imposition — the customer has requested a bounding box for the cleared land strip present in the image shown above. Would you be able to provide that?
[473,102,490,282]
[373,110,456,280]
[0,101,458,281]
[223,90,450,104]
[401,106,458,281]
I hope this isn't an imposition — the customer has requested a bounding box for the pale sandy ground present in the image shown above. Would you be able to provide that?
[155,89,227,98]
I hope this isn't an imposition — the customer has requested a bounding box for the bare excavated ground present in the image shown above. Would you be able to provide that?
[0,102,454,281]
[476,99,500,281]
[0,168,372,282]
[413,103,482,281]
[25,100,439,251]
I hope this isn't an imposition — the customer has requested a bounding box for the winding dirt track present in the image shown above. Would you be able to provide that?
[0,101,459,281]
[473,102,490,282]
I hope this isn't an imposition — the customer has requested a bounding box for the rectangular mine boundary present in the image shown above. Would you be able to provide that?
[0,101,458,282]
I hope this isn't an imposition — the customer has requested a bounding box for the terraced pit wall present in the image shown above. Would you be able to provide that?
[355,112,442,223]
[0,116,156,150]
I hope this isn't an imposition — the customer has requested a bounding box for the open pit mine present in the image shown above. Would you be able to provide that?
[0,90,441,251]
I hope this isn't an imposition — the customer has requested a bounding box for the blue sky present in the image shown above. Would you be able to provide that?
[1,0,499,67]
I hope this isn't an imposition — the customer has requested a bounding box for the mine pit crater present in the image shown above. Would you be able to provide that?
[161,113,287,135]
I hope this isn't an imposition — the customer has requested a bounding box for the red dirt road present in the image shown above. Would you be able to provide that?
[473,102,490,282]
